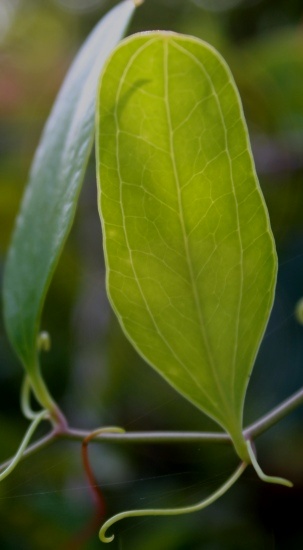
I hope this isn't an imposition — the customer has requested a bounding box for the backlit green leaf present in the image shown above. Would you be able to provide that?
[96,32,277,458]
[3,0,137,374]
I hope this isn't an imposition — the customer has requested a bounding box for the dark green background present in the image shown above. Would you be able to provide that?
[1,0,303,548]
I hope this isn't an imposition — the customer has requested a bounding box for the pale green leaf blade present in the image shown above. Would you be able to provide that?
[3,0,137,372]
[96,32,277,454]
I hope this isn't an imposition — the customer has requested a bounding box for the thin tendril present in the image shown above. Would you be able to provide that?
[81,426,126,516]
[66,427,125,550]
[246,440,293,488]
[21,375,40,420]
[99,461,247,543]
[0,410,49,482]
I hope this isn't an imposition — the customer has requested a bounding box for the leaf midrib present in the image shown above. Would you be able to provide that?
[110,37,219,414]
[163,40,233,417]
[170,38,245,408]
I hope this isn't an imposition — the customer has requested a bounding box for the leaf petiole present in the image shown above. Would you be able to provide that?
[21,375,39,420]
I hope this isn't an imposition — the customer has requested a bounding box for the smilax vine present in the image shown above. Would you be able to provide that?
[1,0,303,545]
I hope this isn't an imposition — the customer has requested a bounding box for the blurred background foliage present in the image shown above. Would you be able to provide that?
[0,0,303,548]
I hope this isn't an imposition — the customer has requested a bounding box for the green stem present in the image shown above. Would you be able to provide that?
[21,375,38,420]
[226,420,251,463]
[28,360,67,429]
[99,462,247,543]
[22,334,67,428]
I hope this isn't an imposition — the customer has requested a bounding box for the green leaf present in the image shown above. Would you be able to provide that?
[3,0,137,374]
[96,32,277,459]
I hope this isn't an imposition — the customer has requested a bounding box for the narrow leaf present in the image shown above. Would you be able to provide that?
[96,32,277,456]
[3,0,137,372]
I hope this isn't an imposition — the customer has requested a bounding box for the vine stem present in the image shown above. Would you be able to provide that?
[0,385,303,474]
[244,385,303,439]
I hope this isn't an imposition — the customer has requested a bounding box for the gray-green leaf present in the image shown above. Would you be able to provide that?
[3,0,137,373]
[96,32,277,458]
